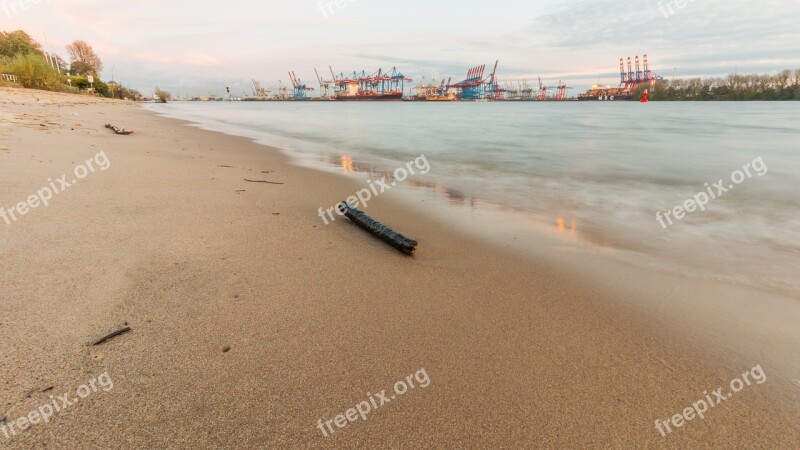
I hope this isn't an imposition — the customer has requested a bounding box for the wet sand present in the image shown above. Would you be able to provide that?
[0,87,798,448]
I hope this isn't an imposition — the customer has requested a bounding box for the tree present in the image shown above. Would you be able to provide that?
[0,30,43,58]
[66,40,102,75]
[123,88,143,101]
[776,70,791,90]
[154,87,171,103]
[645,69,800,101]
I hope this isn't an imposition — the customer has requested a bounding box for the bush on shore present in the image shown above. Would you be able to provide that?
[154,87,171,103]
[2,53,63,89]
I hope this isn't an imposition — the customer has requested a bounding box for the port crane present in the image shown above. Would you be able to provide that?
[329,66,342,97]
[503,81,519,100]
[537,77,549,100]
[334,67,411,96]
[450,60,502,100]
[620,54,660,89]
[520,80,534,100]
[276,80,290,100]
[503,80,533,101]
[486,60,503,100]
[251,79,270,99]
[439,77,452,97]
[288,71,314,100]
[314,68,332,99]
[555,80,571,101]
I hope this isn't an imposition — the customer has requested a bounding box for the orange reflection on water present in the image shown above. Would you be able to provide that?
[556,215,577,234]
[340,155,354,173]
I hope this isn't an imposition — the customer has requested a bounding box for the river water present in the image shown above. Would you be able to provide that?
[145,101,800,299]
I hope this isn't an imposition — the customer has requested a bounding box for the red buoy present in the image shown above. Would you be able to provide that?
[641,89,649,103]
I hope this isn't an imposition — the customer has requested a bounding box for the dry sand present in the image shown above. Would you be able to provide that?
[0,87,798,448]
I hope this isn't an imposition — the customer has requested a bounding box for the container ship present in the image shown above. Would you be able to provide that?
[578,86,632,101]
[333,67,410,101]
[336,89,403,101]
[407,78,457,101]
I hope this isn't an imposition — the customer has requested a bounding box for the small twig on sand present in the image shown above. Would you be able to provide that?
[218,165,234,168]
[91,326,132,346]
[244,179,284,185]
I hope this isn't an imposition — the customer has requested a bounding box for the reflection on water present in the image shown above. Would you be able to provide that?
[557,216,577,234]
[332,152,478,208]
[332,150,591,245]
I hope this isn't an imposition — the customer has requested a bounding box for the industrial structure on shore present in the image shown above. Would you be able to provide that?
[329,67,411,101]
[207,55,662,102]
[264,60,579,102]
[578,54,663,101]
[448,61,503,101]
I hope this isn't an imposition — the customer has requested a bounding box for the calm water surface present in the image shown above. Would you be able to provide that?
[145,102,800,297]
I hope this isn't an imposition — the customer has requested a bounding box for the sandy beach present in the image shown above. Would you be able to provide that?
[1,87,798,448]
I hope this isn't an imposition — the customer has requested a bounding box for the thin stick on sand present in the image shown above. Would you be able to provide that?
[244,179,284,185]
[91,326,132,346]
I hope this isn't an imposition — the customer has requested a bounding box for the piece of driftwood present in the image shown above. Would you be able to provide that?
[338,202,418,255]
[244,179,284,185]
[104,123,134,135]
[91,326,132,346]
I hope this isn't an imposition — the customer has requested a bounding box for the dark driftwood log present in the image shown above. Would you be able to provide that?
[338,202,418,255]
[104,123,134,135]
[91,326,132,346]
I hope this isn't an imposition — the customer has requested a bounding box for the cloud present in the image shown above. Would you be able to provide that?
[521,0,800,61]
[6,0,799,93]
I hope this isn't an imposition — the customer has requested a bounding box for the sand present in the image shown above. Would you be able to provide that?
[0,87,798,448]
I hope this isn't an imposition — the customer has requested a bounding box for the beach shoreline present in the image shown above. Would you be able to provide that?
[1,87,798,447]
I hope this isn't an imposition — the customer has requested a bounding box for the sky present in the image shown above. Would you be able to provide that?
[3,0,800,96]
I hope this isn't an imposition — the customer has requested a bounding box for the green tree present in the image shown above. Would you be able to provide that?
[0,30,43,58]
[641,69,799,101]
